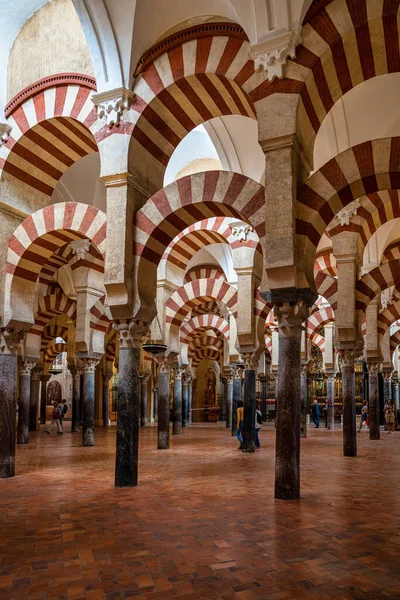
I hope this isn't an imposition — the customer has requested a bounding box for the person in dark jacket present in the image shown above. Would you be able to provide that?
[312,399,320,428]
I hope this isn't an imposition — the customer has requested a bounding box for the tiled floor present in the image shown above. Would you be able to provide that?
[1,423,400,600]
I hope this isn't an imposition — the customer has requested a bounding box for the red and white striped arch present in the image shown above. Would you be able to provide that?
[310,332,325,353]
[297,138,400,282]
[356,260,400,312]
[250,1,400,163]
[390,330,400,355]
[30,294,77,338]
[377,290,400,341]
[184,266,226,284]
[314,271,338,311]
[180,314,230,344]
[307,306,335,337]
[90,296,111,334]
[44,342,67,366]
[128,24,256,189]
[189,334,225,353]
[314,250,337,277]
[382,241,400,264]
[190,300,226,319]
[190,347,221,367]
[40,324,68,353]
[165,279,238,329]
[1,76,99,201]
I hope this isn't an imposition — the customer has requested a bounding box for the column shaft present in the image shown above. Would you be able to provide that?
[326,375,335,430]
[153,385,159,420]
[18,364,35,445]
[40,374,50,424]
[342,363,357,457]
[115,345,140,486]
[242,368,256,452]
[140,377,148,427]
[0,354,18,477]
[30,371,40,431]
[82,362,96,447]
[219,378,226,422]
[368,368,380,440]
[182,379,189,427]
[260,376,267,422]
[231,376,242,436]
[226,379,233,428]
[158,370,170,449]
[188,382,193,424]
[103,373,111,426]
[300,371,308,438]
[172,371,182,435]
[71,371,81,432]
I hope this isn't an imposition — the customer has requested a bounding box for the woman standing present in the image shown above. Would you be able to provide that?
[384,400,395,434]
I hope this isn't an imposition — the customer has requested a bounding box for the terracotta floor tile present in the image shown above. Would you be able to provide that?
[0,425,400,599]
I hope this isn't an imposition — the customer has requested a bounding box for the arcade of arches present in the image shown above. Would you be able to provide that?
[1,0,400,598]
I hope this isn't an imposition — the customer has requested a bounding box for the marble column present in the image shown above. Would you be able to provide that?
[242,354,258,452]
[157,358,171,449]
[339,349,357,457]
[29,368,41,431]
[103,371,112,426]
[0,329,24,478]
[383,372,392,405]
[368,363,380,440]
[274,299,310,500]
[326,373,335,430]
[182,373,190,427]
[140,373,151,426]
[153,383,159,421]
[225,370,233,429]
[188,379,193,424]
[70,367,81,433]
[18,359,36,445]
[114,323,146,486]
[300,365,308,438]
[394,382,400,410]
[172,367,182,435]
[219,377,226,422]
[80,358,98,447]
[231,368,242,437]
[39,373,50,424]
[259,375,267,422]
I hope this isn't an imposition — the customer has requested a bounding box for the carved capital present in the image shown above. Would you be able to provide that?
[337,200,360,226]
[69,239,91,261]
[173,367,183,381]
[274,301,308,339]
[339,349,357,368]
[92,87,135,128]
[368,362,380,378]
[383,371,393,382]
[78,357,98,374]
[232,365,243,379]
[157,355,175,374]
[0,328,25,356]
[224,368,234,384]
[248,31,301,81]
[20,359,37,376]
[242,352,259,371]
[31,368,42,381]
[0,123,12,146]
[113,320,149,349]
[230,221,253,242]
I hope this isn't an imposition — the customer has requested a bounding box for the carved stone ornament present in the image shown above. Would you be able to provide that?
[0,123,11,146]
[157,355,175,374]
[368,362,380,377]
[20,359,37,376]
[383,371,393,382]
[92,87,135,128]
[232,365,243,379]
[248,31,301,81]
[338,348,356,368]
[182,371,192,385]
[78,357,99,374]
[242,352,259,371]
[173,367,183,381]
[113,321,149,349]
[69,239,91,261]
[0,328,25,355]
[274,301,308,339]
[230,221,253,242]
[337,200,360,226]
[224,368,234,383]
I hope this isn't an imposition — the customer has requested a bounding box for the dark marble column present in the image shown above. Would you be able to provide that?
[368,363,380,440]
[226,371,233,428]
[188,379,193,424]
[242,354,258,452]
[103,371,112,426]
[140,373,150,426]
[182,373,190,427]
[157,359,171,449]
[29,368,41,431]
[69,367,81,433]
[18,359,36,445]
[273,298,310,500]
[339,349,357,457]
[259,375,267,422]
[81,358,97,447]
[153,383,158,421]
[219,377,226,422]
[114,323,146,486]
[326,373,335,430]
[0,329,24,478]
[300,365,308,438]
[383,372,392,431]
[39,373,50,424]
[172,367,182,435]
[231,368,242,437]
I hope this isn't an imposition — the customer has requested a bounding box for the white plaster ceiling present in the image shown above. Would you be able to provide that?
[363,219,400,269]
[185,243,237,284]
[314,73,400,170]
[51,153,106,212]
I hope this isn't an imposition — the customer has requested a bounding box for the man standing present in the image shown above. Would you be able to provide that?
[312,399,320,428]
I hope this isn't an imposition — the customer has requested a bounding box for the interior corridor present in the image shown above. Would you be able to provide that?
[1,425,399,600]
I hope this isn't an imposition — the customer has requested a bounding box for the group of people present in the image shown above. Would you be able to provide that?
[235,400,262,451]
[45,399,68,435]
[311,398,397,433]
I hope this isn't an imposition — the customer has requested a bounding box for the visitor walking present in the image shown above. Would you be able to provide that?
[45,401,63,435]
[359,405,368,432]
[384,400,395,434]
[255,401,262,448]
[60,399,68,426]
[236,400,243,449]
[312,399,320,428]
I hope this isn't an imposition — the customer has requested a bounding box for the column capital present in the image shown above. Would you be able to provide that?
[20,359,37,376]
[242,351,260,371]
[248,30,301,81]
[0,328,25,356]
[274,301,309,340]
[78,357,99,374]
[339,349,357,368]
[224,368,234,384]
[367,362,380,377]
[383,370,393,382]
[92,87,135,128]
[173,367,183,381]
[182,372,192,385]
[156,354,175,374]
[31,368,42,381]
[113,320,149,349]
